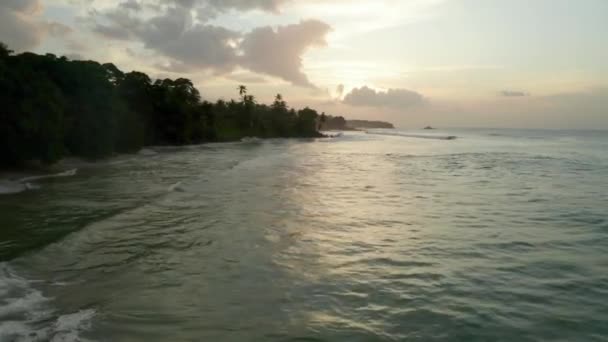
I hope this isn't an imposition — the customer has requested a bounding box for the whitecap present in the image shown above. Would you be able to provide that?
[168,181,185,192]
[0,169,78,195]
[0,263,96,342]
[18,169,78,183]
[0,181,28,195]
[51,309,96,342]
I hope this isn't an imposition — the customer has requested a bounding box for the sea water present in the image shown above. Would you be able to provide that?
[0,128,607,341]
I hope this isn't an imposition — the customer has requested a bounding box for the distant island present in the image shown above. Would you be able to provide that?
[320,116,394,131]
[424,126,435,130]
[0,42,328,169]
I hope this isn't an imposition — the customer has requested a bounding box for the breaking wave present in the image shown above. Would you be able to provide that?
[0,169,78,195]
[18,169,78,183]
[0,263,95,342]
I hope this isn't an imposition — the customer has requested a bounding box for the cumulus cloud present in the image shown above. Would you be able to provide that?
[500,90,529,97]
[240,20,331,87]
[91,2,330,87]
[122,0,292,19]
[343,86,426,109]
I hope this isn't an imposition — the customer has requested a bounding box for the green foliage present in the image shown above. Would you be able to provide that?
[0,55,65,165]
[0,42,325,167]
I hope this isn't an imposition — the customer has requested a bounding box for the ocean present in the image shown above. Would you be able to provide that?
[1,128,607,341]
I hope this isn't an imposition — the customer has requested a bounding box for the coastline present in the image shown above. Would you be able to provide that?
[0,134,330,195]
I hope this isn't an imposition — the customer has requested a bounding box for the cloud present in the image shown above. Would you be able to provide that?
[240,20,331,87]
[119,0,292,19]
[65,52,84,60]
[94,23,132,40]
[343,86,426,109]
[47,22,73,36]
[91,3,330,87]
[2,0,42,13]
[204,0,291,12]
[336,84,345,98]
[500,90,529,97]
[119,0,142,11]
[225,72,268,84]
[0,0,74,52]
[0,0,46,51]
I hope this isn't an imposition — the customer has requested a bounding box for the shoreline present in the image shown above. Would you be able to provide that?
[0,134,333,194]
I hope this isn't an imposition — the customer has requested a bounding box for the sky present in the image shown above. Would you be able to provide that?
[1,0,607,129]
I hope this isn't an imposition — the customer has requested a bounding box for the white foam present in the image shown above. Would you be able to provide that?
[168,181,184,192]
[0,321,32,341]
[51,309,96,342]
[0,290,48,318]
[365,130,457,140]
[0,263,96,342]
[19,169,78,183]
[0,181,28,195]
[0,169,77,195]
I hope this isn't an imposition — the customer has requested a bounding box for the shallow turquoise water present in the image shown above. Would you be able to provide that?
[1,129,607,341]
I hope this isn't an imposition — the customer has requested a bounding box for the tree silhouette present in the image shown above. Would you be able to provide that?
[0,42,327,167]
[272,94,287,112]
[0,42,12,58]
[238,85,247,99]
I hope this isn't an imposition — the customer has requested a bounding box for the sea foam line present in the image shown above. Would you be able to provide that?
[0,169,78,195]
[365,130,457,140]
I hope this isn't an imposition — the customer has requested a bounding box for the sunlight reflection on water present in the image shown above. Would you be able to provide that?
[1,129,607,341]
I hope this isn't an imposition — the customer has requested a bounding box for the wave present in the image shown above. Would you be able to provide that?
[18,169,78,183]
[365,130,457,140]
[0,263,95,342]
[0,169,78,195]
[0,181,29,195]
[168,181,185,192]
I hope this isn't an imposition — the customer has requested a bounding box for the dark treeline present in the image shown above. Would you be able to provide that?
[320,115,350,130]
[346,120,394,129]
[0,43,325,168]
[319,115,395,130]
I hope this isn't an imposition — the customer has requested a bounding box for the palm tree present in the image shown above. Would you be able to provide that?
[237,85,247,100]
[272,94,287,112]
